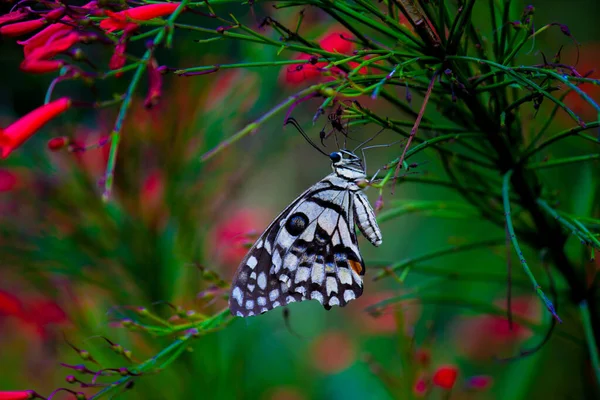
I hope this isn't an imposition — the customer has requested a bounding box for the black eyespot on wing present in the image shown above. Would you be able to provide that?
[329,152,342,163]
[285,212,309,236]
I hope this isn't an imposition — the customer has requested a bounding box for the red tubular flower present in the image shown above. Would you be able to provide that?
[109,40,127,72]
[16,1,97,56]
[47,136,70,151]
[432,365,458,390]
[144,58,164,108]
[0,97,72,158]
[18,22,73,56]
[20,59,64,74]
[99,3,181,32]
[0,9,28,26]
[25,32,80,61]
[0,391,35,400]
[0,19,46,37]
[44,7,66,22]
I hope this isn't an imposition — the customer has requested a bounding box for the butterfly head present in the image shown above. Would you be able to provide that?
[329,150,366,180]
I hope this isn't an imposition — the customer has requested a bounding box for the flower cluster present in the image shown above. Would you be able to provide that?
[0,2,181,158]
[282,29,368,85]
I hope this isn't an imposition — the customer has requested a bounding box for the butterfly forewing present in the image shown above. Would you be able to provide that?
[229,151,381,317]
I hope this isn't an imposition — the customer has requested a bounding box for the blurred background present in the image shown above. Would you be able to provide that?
[1,0,599,399]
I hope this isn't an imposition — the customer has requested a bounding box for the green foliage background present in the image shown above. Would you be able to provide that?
[0,0,599,399]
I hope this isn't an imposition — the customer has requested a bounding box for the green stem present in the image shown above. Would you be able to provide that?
[580,301,600,386]
[503,170,561,322]
[525,154,600,170]
[102,0,191,202]
[200,84,324,161]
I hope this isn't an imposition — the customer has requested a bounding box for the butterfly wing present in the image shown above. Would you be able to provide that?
[229,176,365,317]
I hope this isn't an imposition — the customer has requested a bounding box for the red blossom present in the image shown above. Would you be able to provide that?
[0,97,72,158]
[283,28,368,85]
[25,298,68,328]
[20,59,64,74]
[413,375,428,397]
[0,170,19,193]
[0,9,28,26]
[0,290,24,316]
[16,1,97,56]
[99,3,182,33]
[319,30,354,54]
[47,136,70,151]
[284,54,323,84]
[144,58,164,108]
[18,22,74,56]
[109,40,127,72]
[432,365,458,390]
[0,19,46,37]
[44,7,66,22]
[25,32,80,61]
[0,391,35,400]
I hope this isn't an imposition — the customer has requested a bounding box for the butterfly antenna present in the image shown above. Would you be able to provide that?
[285,118,328,157]
[352,126,387,153]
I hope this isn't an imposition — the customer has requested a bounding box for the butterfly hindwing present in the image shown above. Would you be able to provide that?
[229,176,365,317]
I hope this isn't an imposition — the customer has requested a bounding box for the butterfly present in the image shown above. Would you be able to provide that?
[229,121,382,317]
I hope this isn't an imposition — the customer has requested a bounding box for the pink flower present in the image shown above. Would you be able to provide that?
[0,9,28,26]
[24,32,80,61]
[0,19,46,37]
[109,40,127,72]
[16,1,97,56]
[0,391,36,400]
[432,365,459,390]
[19,59,64,74]
[99,3,182,33]
[0,97,71,158]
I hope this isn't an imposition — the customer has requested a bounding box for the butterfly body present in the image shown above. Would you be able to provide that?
[229,150,382,317]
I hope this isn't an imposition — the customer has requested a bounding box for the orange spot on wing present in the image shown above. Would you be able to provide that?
[349,260,363,275]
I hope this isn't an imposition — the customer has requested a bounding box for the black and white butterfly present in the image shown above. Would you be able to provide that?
[229,121,382,317]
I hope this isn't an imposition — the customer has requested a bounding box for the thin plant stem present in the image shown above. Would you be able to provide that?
[502,170,562,322]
